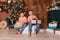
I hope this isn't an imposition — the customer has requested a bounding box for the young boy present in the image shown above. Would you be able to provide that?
[28,11,40,37]
[15,12,27,35]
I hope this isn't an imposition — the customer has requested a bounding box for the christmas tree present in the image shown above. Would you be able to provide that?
[10,0,26,23]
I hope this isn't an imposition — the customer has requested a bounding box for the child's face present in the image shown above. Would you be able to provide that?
[0,8,2,12]
[20,13,24,17]
[29,11,33,15]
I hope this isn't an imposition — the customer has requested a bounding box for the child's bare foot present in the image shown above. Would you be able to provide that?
[33,32,37,37]
[28,34,31,37]
[28,32,31,37]
[16,32,21,35]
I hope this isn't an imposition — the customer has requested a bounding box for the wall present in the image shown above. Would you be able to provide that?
[0,11,11,21]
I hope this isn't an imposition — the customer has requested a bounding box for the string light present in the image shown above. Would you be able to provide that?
[8,0,11,4]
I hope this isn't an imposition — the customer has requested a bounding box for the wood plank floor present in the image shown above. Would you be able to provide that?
[0,29,60,40]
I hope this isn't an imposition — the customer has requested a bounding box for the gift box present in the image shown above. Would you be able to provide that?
[31,20,41,24]
[48,22,57,29]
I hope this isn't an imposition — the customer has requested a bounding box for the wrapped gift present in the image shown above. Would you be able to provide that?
[31,20,37,24]
[48,21,57,29]
[38,20,41,24]
[31,20,41,24]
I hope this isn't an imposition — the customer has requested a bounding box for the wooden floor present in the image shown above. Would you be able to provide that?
[0,29,60,40]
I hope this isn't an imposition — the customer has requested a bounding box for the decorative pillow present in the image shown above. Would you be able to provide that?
[14,22,23,28]
[0,21,7,29]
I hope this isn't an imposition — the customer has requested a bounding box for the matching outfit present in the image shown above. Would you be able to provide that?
[28,15,40,32]
[15,15,40,33]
